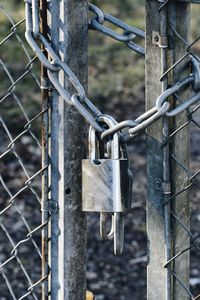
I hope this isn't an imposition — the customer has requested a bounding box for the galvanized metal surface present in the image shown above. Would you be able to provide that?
[49,0,88,299]
[169,4,190,299]
[146,1,200,299]
[40,0,50,299]
[145,0,168,288]
[82,121,131,213]
[82,159,130,212]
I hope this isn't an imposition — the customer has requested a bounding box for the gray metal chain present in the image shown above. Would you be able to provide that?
[25,0,200,144]
[89,3,145,55]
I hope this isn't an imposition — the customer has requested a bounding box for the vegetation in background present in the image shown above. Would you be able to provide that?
[88,1,145,121]
[0,1,200,124]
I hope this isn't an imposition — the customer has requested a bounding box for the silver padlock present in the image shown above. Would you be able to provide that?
[82,114,132,255]
[82,122,130,213]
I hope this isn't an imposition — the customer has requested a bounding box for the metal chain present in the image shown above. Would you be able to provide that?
[89,4,145,55]
[25,0,200,144]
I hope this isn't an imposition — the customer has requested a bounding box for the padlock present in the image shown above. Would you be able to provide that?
[82,114,132,255]
[82,118,131,213]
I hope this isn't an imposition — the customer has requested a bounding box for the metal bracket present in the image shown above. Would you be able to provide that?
[154,178,171,195]
[152,31,168,48]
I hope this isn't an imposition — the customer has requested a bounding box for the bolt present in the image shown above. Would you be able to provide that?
[155,178,161,188]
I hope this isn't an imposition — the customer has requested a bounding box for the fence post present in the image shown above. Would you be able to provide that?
[49,0,88,299]
[146,2,190,299]
[169,4,190,299]
[40,0,50,299]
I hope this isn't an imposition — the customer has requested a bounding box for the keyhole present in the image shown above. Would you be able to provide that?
[92,159,101,165]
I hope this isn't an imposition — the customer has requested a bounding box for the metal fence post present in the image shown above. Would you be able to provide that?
[169,4,190,299]
[49,0,88,299]
[146,2,190,299]
[40,1,50,299]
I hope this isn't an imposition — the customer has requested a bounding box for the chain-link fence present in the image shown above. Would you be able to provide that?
[164,62,200,298]
[162,73,200,299]
[155,4,200,298]
[0,3,49,299]
[0,1,200,300]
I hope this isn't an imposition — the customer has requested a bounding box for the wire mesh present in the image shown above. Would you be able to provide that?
[160,4,200,298]
[0,3,49,299]
[164,97,200,299]
[0,1,200,300]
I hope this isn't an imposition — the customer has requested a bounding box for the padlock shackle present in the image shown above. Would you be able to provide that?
[100,212,124,255]
[100,212,114,240]
[97,114,120,160]
[88,126,97,160]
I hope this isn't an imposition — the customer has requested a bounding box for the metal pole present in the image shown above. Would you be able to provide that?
[169,4,190,299]
[40,1,50,299]
[146,2,190,299]
[146,3,169,298]
[160,7,172,300]
[49,0,88,299]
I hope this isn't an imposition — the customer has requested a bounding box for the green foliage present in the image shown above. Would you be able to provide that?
[0,1,200,127]
[92,0,145,15]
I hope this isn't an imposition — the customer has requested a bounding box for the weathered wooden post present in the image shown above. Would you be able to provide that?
[146,1,190,299]
[49,0,88,299]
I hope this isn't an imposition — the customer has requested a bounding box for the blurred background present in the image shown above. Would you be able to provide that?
[0,1,200,299]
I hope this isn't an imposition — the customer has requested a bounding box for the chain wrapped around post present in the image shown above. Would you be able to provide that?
[24,0,200,255]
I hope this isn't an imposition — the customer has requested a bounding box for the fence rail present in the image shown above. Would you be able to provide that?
[0,1,200,300]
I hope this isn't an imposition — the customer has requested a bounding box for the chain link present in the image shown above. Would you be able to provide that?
[89,4,145,55]
[25,0,200,144]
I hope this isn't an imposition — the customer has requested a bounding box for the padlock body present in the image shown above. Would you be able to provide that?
[82,159,130,212]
